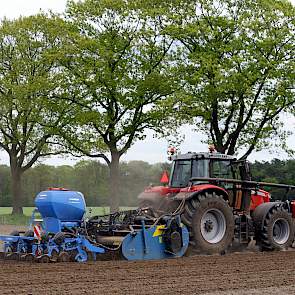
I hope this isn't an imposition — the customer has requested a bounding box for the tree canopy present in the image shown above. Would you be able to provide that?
[164,0,295,158]
[0,15,72,213]
[54,0,178,210]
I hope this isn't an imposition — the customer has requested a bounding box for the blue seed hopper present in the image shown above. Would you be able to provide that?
[35,189,86,233]
[0,188,189,262]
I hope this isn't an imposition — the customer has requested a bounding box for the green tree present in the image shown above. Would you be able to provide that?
[119,160,163,206]
[72,161,109,206]
[251,158,295,200]
[56,0,177,211]
[0,15,71,214]
[166,0,295,158]
[0,165,11,206]
[22,164,57,206]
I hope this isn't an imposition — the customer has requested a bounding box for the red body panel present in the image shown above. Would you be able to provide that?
[179,184,228,195]
[144,186,181,195]
[144,184,228,197]
[291,201,295,218]
[250,189,271,211]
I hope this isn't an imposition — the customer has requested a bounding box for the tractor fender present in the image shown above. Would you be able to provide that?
[172,185,229,202]
[252,202,285,231]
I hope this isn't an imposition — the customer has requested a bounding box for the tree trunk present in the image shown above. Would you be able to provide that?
[108,151,120,213]
[10,165,23,215]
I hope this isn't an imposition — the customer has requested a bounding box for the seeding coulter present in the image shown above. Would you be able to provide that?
[1,148,295,263]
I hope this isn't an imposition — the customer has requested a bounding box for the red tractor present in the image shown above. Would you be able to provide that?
[139,149,295,254]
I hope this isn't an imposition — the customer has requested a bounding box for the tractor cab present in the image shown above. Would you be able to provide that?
[139,148,268,216]
[169,151,248,188]
[167,150,268,213]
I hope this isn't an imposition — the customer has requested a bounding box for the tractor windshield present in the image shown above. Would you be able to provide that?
[170,159,209,188]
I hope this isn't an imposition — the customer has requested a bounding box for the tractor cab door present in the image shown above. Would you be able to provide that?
[209,159,235,205]
[231,160,252,212]
[210,160,233,188]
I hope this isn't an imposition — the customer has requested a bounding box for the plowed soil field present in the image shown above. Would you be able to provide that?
[1,250,295,295]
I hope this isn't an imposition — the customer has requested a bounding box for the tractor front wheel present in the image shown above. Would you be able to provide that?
[259,206,294,250]
[182,193,234,254]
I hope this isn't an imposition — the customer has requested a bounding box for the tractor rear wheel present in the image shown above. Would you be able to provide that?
[182,192,234,254]
[259,206,294,250]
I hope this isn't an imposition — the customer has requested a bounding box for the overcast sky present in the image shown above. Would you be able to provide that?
[0,0,294,166]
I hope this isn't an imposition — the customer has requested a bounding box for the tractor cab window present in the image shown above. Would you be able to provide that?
[170,159,209,188]
[170,160,191,188]
[192,159,209,178]
[211,160,233,179]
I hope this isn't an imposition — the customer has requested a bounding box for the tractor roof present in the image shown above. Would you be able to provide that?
[173,152,236,161]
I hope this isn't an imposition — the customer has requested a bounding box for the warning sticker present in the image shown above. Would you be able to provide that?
[153,225,165,237]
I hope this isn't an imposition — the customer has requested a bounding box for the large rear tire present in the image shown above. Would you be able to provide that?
[259,206,294,250]
[182,192,234,254]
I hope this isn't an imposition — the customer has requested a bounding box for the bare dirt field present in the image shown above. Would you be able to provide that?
[1,250,295,295]
[0,225,26,235]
